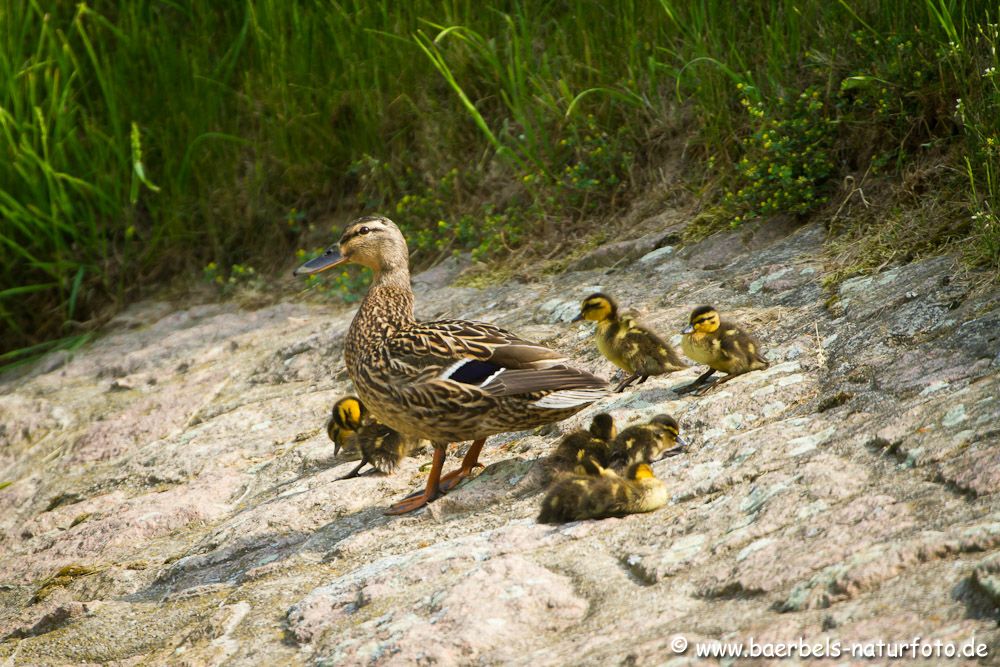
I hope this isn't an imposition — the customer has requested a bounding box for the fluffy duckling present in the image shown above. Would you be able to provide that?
[537,462,668,523]
[327,396,365,458]
[677,305,769,395]
[546,413,616,476]
[327,395,417,479]
[573,293,687,392]
[607,414,687,468]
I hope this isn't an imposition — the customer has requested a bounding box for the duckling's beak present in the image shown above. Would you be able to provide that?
[681,324,694,334]
[675,434,688,449]
[571,313,584,323]
[293,246,347,276]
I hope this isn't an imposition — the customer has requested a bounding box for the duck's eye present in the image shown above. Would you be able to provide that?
[358,226,371,235]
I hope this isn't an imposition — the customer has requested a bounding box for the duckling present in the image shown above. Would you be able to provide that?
[327,396,365,458]
[607,414,687,467]
[537,462,668,523]
[327,395,418,479]
[677,305,769,395]
[546,413,617,476]
[573,293,687,392]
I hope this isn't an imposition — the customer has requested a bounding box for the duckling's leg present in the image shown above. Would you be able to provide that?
[438,438,486,492]
[693,372,739,396]
[614,373,641,392]
[384,447,446,515]
[338,458,369,480]
[675,368,716,395]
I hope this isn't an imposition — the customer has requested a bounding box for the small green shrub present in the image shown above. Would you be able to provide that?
[722,86,835,225]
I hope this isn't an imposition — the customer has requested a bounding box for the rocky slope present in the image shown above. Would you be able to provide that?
[1,215,998,665]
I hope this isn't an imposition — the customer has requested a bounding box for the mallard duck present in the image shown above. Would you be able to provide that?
[677,305,769,395]
[546,413,616,476]
[607,414,686,467]
[572,293,687,392]
[295,216,608,514]
[326,395,418,479]
[537,462,668,523]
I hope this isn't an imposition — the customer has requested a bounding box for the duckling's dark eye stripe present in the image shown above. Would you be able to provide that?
[692,315,716,324]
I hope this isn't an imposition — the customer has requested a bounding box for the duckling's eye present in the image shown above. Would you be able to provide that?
[358,226,371,235]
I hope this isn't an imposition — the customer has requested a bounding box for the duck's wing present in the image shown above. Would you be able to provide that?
[386,319,607,403]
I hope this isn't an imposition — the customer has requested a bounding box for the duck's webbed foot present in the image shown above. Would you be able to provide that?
[675,368,717,395]
[385,447,446,515]
[438,438,486,493]
[692,372,738,396]
[337,459,369,480]
[385,487,445,514]
[614,373,641,393]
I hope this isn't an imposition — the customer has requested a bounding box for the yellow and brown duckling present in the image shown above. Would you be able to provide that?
[607,414,687,468]
[327,395,418,479]
[327,396,366,458]
[546,413,616,476]
[537,461,668,523]
[573,293,687,393]
[677,305,769,395]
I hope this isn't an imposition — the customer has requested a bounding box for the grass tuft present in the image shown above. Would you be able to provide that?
[2,1,999,365]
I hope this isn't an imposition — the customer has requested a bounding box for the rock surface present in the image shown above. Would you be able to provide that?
[1,218,998,665]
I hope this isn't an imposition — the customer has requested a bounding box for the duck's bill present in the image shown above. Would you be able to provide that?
[675,434,688,449]
[571,313,584,322]
[293,247,347,276]
[681,324,694,334]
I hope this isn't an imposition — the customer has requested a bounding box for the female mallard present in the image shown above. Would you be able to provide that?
[572,293,687,392]
[295,216,608,514]
[327,395,419,479]
[677,305,769,395]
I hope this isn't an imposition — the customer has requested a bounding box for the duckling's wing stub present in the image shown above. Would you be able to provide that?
[618,322,687,374]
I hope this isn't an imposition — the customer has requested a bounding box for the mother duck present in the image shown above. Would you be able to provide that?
[295,216,608,514]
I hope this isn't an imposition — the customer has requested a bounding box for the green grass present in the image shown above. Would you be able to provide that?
[2,1,999,364]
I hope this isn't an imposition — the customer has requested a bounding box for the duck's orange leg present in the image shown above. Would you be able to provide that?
[385,447,446,515]
[438,438,486,492]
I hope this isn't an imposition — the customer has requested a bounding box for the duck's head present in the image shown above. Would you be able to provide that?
[572,293,617,323]
[626,462,656,481]
[588,413,617,441]
[682,305,720,334]
[649,414,687,449]
[327,396,367,455]
[294,215,409,275]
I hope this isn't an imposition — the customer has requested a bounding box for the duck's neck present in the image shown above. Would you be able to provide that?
[344,265,414,373]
